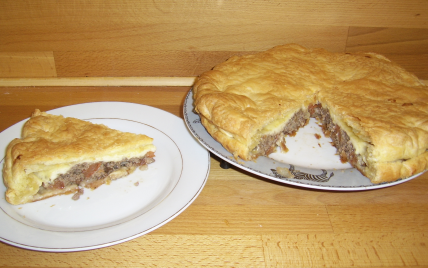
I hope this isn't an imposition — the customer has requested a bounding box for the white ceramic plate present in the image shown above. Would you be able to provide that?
[184,90,423,191]
[0,102,210,252]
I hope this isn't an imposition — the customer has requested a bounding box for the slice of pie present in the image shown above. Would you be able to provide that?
[192,44,428,183]
[3,109,156,205]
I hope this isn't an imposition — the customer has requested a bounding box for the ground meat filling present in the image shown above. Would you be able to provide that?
[309,103,367,169]
[251,103,368,170]
[249,103,369,171]
[38,154,155,195]
[252,109,309,157]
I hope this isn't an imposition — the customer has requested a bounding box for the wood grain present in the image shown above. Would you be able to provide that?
[0,235,266,267]
[53,51,244,77]
[0,23,350,52]
[0,0,426,29]
[0,1,428,266]
[1,1,427,79]
[262,233,428,267]
[154,205,333,235]
[0,52,56,78]
[329,204,428,233]
[346,27,428,54]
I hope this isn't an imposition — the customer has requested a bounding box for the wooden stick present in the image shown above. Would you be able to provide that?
[0,77,426,87]
[0,77,197,87]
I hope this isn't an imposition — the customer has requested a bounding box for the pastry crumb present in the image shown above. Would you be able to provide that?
[139,164,148,171]
[72,188,84,201]
[276,167,294,178]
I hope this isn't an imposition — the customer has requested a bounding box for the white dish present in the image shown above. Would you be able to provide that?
[0,102,210,252]
[184,90,423,191]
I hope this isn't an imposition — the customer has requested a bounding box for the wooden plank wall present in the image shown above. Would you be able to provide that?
[0,0,427,80]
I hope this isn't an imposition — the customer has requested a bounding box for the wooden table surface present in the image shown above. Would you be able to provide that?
[1,1,428,266]
[0,85,427,268]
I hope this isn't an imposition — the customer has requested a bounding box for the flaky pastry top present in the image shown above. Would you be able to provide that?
[12,109,155,167]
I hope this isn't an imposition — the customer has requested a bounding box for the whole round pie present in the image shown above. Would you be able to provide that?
[192,43,428,184]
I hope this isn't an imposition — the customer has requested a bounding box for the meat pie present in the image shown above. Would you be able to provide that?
[192,44,428,183]
[3,109,156,205]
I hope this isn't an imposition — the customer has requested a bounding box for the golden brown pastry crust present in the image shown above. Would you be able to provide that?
[3,109,156,205]
[193,44,428,183]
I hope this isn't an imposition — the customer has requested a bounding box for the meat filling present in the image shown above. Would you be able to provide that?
[252,109,309,157]
[37,153,155,195]
[251,103,368,171]
[309,103,367,169]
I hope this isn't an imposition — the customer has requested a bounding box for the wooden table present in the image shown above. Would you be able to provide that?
[1,0,427,265]
[0,85,427,267]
